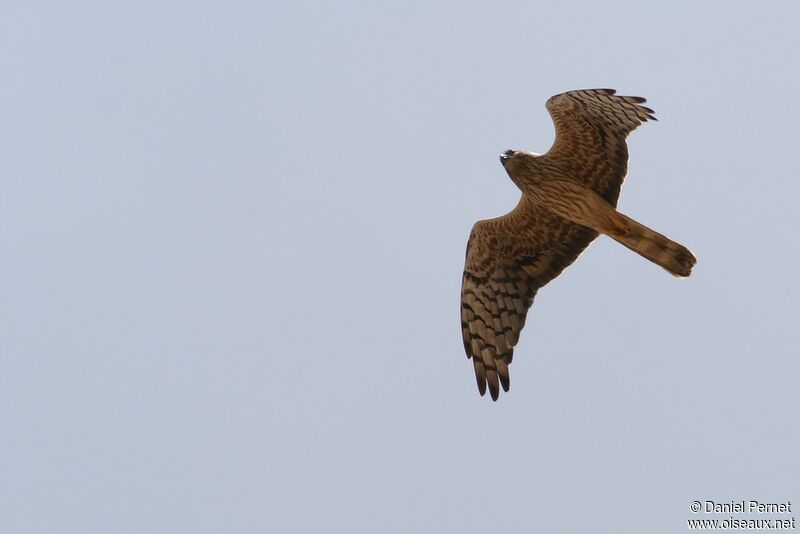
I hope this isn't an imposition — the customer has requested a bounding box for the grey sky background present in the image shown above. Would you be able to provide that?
[2,1,798,533]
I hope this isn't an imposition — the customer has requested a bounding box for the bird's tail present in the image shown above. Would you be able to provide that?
[607,212,697,277]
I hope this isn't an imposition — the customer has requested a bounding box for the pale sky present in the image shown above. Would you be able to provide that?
[2,1,798,533]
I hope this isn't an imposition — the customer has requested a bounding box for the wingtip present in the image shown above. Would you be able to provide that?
[500,375,510,392]
[473,360,487,396]
[487,370,500,401]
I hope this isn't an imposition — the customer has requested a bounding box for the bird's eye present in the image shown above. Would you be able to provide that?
[502,150,515,158]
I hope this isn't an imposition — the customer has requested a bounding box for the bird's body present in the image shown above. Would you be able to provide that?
[461,89,696,401]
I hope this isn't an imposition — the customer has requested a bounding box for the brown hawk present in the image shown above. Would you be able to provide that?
[461,88,696,401]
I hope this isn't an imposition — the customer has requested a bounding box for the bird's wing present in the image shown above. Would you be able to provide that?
[544,88,655,204]
[461,198,597,400]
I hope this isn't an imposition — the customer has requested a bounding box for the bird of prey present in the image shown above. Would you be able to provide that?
[460,88,696,401]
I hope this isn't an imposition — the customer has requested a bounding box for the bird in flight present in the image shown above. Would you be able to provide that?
[460,88,696,401]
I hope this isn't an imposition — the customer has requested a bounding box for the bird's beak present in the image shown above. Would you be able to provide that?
[499,150,515,163]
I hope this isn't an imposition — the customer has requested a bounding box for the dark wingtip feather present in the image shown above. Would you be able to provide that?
[487,370,500,401]
[474,361,487,396]
[496,357,510,392]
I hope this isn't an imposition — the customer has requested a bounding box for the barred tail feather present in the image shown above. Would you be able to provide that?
[610,213,697,277]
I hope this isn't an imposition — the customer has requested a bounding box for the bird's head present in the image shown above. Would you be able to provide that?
[499,149,517,164]
[499,149,539,176]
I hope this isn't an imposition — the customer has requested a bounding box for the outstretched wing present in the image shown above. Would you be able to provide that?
[544,88,655,204]
[460,198,598,400]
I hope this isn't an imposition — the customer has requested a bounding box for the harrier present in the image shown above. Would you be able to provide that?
[461,88,696,401]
